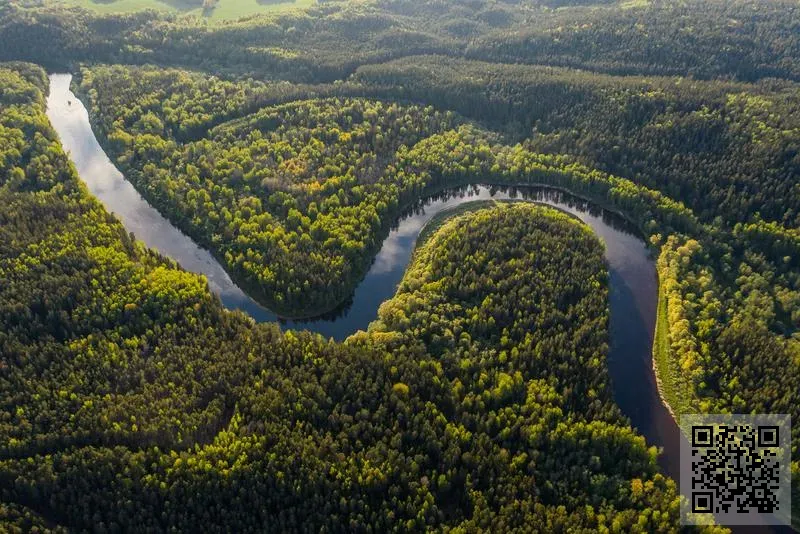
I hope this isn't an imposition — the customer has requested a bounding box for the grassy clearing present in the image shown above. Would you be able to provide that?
[651,279,695,419]
[52,0,317,21]
[620,0,650,9]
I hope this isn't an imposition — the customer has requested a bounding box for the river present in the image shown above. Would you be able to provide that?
[46,73,681,482]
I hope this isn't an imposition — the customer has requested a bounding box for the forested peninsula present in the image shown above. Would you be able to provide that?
[1,0,799,531]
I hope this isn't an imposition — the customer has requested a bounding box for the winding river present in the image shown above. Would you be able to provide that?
[46,73,681,481]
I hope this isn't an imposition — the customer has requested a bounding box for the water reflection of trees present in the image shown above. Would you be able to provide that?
[396,183,641,237]
[290,184,647,328]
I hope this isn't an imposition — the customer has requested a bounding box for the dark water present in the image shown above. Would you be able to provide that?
[46,73,683,487]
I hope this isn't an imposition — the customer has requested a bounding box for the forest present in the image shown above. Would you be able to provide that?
[1,0,800,530]
[0,63,704,531]
[2,0,800,82]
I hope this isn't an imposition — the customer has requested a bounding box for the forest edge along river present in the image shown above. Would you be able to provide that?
[46,73,682,482]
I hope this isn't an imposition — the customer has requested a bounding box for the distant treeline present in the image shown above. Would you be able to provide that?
[1,0,799,82]
[0,62,697,532]
[72,54,800,512]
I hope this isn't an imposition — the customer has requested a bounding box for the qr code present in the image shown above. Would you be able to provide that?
[680,414,791,526]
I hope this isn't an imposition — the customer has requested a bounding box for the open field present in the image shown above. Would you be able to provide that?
[52,0,317,21]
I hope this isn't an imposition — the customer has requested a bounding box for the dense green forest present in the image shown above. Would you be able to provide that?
[2,0,800,530]
[354,55,800,227]
[0,63,702,531]
[77,64,460,315]
[2,0,800,82]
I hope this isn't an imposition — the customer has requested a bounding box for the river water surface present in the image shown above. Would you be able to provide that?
[47,73,682,481]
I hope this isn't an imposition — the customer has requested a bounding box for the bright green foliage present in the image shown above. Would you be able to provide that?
[75,58,800,471]
[0,64,699,532]
[1,0,800,529]
[79,64,457,315]
[76,63,699,316]
[351,204,684,531]
[0,63,271,460]
[367,204,612,420]
[2,0,799,82]
[354,55,800,226]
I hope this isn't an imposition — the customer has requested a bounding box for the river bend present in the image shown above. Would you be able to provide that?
[46,72,681,481]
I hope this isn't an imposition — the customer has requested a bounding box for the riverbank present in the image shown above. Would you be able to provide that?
[47,72,682,483]
[652,276,692,422]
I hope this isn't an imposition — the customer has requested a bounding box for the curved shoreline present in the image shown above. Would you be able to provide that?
[419,199,681,422]
[46,72,682,481]
[652,278,680,422]
[70,69,654,321]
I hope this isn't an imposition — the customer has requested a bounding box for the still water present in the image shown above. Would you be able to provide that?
[46,73,681,481]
